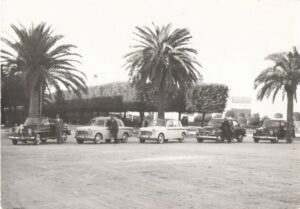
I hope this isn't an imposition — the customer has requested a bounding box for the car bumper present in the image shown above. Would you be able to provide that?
[253,136,276,140]
[76,136,93,141]
[9,136,35,140]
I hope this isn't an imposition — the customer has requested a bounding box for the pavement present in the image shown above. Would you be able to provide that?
[1,127,300,209]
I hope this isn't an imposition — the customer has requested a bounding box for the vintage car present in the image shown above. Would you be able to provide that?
[139,119,188,144]
[196,118,246,143]
[75,117,133,144]
[9,117,71,145]
[253,119,295,143]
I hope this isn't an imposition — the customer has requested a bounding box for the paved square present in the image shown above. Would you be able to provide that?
[1,128,300,209]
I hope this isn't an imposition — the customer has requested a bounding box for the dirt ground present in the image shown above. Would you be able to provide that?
[1,127,300,209]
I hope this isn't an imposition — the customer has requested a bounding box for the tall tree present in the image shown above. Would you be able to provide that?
[186,84,229,125]
[1,23,87,119]
[125,24,201,119]
[255,47,300,141]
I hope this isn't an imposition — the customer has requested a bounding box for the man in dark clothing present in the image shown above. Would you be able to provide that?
[55,114,64,144]
[107,116,119,143]
[221,118,232,142]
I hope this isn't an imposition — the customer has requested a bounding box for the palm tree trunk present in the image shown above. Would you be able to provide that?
[286,90,294,140]
[28,89,40,118]
[157,87,165,119]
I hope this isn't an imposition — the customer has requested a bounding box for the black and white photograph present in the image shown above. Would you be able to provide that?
[1,0,300,208]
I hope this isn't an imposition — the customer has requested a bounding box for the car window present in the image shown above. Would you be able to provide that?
[116,120,123,127]
[173,120,179,127]
[166,120,173,127]
[97,120,105,126]
[89,119,97,126]
[148,120,166,127]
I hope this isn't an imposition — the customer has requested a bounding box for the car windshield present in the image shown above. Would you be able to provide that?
[23,118,41,126]
[263,120,281,128]
[148,119,166,127]
[208,119,223,126]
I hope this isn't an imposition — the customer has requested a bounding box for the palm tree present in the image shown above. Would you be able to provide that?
[125,24,201,119]
[1,23,87,119]
[255,47,300,141]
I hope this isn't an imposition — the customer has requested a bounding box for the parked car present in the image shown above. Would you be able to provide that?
[139,119,188,144]
[8,117,71,145]
[196,118,246,143]
[253,119,295,143]
[75,117,133,144]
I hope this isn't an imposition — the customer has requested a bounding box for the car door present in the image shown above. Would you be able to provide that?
[172,120,181,138]
[165,120,175,139]
[101,120,111,139]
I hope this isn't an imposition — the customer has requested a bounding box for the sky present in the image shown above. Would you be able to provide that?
[1,0,300,117]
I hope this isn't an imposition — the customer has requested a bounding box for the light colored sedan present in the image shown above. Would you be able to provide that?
[139,119,188,144]
[75,117,133,144]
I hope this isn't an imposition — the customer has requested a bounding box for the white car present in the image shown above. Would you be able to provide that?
[75,117,133,144]
[139,119,188,144]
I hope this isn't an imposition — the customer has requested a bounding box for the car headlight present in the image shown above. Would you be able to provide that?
[152,129,157,134]
[28,129,32,134]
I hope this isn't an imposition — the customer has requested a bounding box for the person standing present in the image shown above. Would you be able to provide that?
[55,114,64,144]
[107,116,119,143]
[221,118,232,142]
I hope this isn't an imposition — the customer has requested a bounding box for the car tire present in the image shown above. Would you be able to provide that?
[105,139,111,143]
[254,138,259,143]
[216,136,222,143]
[76,138,84,144]
[34,134,41,145]
[139,138,145,143]
[12,140,18,145]
[122,133,129,143]
[237,135,243,143]
[157,133,164,144]
[227,137,233,143]
[94,133,102,144]
[179,133,186,143]
[197,138,203,143]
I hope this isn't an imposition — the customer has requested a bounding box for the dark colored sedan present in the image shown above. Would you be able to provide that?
[9,117,71,145]
[196,118,246,143]
[253,119,294,143]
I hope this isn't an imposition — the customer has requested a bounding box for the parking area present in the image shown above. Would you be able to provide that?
[1,127,300,209]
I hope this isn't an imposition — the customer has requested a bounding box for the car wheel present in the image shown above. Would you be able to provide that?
[122,133,129,143]
[139,138,145,143]
[12,140,18,145]
[197,138,203,143]
[62,133,68,143]
[237,135,243,143]
[216,136,222,143]
[227,137,233,143]
[34,134,41,145]
[94,133,102,144]
[105,139,111,143]
[157,133,164,144]
[254,138,259,143]
[76,138,84,144]
[179,132,186,143]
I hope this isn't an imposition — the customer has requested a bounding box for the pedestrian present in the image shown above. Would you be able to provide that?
[221,118,232,142]
[107,116,119,143]
[55,114,64,144]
